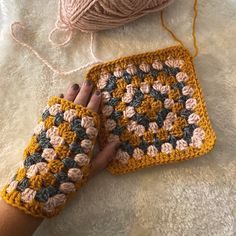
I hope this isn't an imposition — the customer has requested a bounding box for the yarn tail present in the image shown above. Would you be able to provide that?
[160,0,199,58]
[10,22,102,76]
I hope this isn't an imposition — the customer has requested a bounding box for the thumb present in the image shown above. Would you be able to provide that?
[90,141,120,177]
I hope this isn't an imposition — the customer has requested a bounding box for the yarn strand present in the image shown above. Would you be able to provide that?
[48,28,74,47]
[192,0,199,58]
[160,11,185,48]
[160,0,199,58]
[10,22,102,76]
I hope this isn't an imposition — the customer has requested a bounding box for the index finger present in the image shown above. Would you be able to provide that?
[87,90,101,112]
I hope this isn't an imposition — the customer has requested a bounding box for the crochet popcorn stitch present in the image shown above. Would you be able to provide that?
[87,45,216,175]
[1,97,100,218]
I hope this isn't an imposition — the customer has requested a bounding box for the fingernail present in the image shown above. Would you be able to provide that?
[85,80,92,86]
[95,90,101,96]
[72,84,79,91]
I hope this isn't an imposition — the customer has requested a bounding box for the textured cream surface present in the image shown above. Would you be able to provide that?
[0,0,236,235]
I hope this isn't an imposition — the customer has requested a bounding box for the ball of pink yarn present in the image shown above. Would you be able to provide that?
[57,0,174,32]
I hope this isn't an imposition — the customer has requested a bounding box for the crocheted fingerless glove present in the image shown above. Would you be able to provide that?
[1,97,100,218]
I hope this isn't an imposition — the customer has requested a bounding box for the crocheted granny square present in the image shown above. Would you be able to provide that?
[87,45,216,174]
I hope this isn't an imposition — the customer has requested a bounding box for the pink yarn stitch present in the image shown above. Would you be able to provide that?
[116,150,130,164]
[126,84,136,95]
[190,136,203,148]
[152,81,162,91]
[176,72,189,82]
[165,58,184,68]
[166,112,177,123]
[147,145,158,157]
[50,135,65,147]
[6,181,18,194]
[81,139,93,150]
[176,139,188,151]
[49,104,62,116]
[26,165,39,178]
[140,82,150,94]
[81,116,94,128]
[123,106,135,118]
[188,113,200,124]
[161,142,173,154]
[193,127,205,140]
[134,125,145,137]
[126,64,137,75]
[122,92,134,103]
[21,188,37,203]
[43,194,67,213]
[114,67,124,78]
[46,126,59,139]
[102,105,113,116]
[74,153,90,166]
[34,122,45,136]
[139,62,150,73]
[185,98,197,110]
[182,86,194,96]
[102,92,111,103]
[105,119,117,131]
[148,122,159,133]
[163,119,173,131]
[100,71,111,81]
[97,77,109,90]
[152,60,163,70]
[160,85,170,94]
[42,148,57,161]
[36,162,49,175]
[59,182,76,194]
[86,126,98,139]
[164,98,174,109]
[133,148,144,160]
[68,168,83,182]
[127,120,138,132]
[63,109,77,122]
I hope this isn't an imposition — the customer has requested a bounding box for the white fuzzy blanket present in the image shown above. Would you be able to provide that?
[0,0,235,235]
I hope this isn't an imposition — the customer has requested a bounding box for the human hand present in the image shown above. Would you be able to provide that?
[1,80,120,219]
